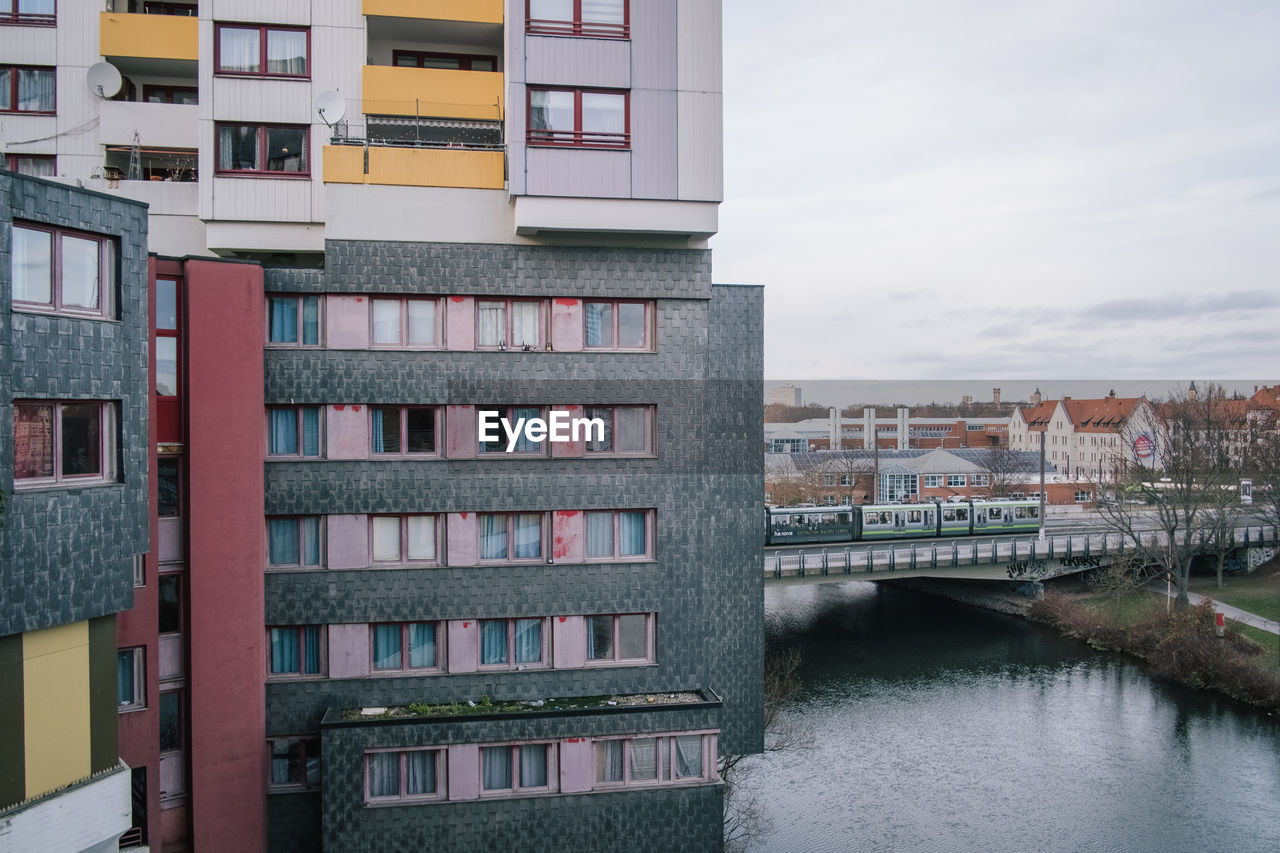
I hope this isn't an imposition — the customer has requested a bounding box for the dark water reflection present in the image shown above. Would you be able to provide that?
[739,583,1280,852]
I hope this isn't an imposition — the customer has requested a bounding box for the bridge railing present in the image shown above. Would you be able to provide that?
[766,524,1279,580]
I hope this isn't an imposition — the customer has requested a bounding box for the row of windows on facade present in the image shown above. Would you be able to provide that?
[265,294,653,351]
[812,473,993,488]
[263,510,653,569]
[264,730,714,803]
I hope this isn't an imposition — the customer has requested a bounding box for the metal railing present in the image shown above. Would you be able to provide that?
[324,98,504,151]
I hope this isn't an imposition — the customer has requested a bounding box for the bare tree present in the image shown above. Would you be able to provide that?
[1201,491,1245,589]
[1253,432,1280,534]
[1092,386,1240,607]
[975,445,1028,499]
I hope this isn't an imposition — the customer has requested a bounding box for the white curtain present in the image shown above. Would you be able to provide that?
[582,92,625,134]
[615,407,647,453]
[300,517,320,566]
[675,735,703,778]
[595,740,623,783]
[514,619,541,664]
[481,746,511,790]
[267,29,307,76]
[529,89,575,133]
[586,512,613,557]
[477,302,505,346]
[219,27,260,73]
[16,68,54,112]
[12,226,51,304]
[513,513,541,559]
[408,623,436,668]
[218,125,258,171]
[629,738,657,781]
[530,0,572,20]
[407,300,435,345]
[519,745,547,787]
[480,620,508,665]
[405,751,435,795]
[586,407,612,452]
[511,302,539,346]
[372,516,400,561]
[480,515,507,560]
[582,0,624,24]
[367,752,399,797]
[406,516,435,561]
[372,624,401,669]
[372,299,400,344]
[20,0,56,13]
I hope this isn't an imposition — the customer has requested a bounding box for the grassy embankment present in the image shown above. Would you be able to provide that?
[1031,561,1280,712]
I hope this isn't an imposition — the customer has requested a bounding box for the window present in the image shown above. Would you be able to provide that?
[1075,491,1092,503]
[821,474,836,486]
[479,618,547,668]
[217,124,309,175]
[527,0,628,38]
[584,301,650,349]
[268,407,322,457]
[157,457,179,517]
[3,153,53,176]
[946,475,966,488]
[371,406,438,455]
[923,475,943,489]
[841,474,852,487]
[143,85,197,105]
[478,512,544,561]
[155,277,179,396]
[215,24,309,77]
[371,515,438,565]
[585,613,653,664]
[481,743,553,794]
[270,737,321,791]
[371,297,441,348]
[159,690,182,753]
[823,495,837,506]
[528,88,628,149]
[371,622,441,672]
[158,574,181,634]
[584,510,651,560]
[584,406,652,455]
[12,401,114,485]
[1,1,54,25]
[594,734,713,788]
[11,223,115,317]
[971,474,990,487]
[144,2,196,13]
[478,407,545,454]
[0,65,54,112]
[366,749,441,803]
[133,554,146,588]
[267,517,322,568]
[118,648,145,712]
[266,295,321,345]
[392,50,496,71]
[268,626,323,676]
[477,299,543,349]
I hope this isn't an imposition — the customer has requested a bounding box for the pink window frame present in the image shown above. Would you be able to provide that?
[265,405,324,458]
[582,405,655,456]
[267,736,321,792]
[476,512,548,563]
[526,87,630,149]
[369,405,442,457]
[525,0,628,39]
[369,296,444,349]
[12,400,111,486]
[1,1,55,26]
[368,514,441,566]
[264,293,323,347]
[265,516,324,569]
[590,730,718,788]
[478,741,558,797]
[582,299,653,350]
[474,299,547,350]
[265,625,326,679]
[10,222,114,318]
[476,617,551,671]
[369,621,444,673]
[214,123,311,177]
[214,23,310,79]
[582,509,654,561]
[583,612,656,666]
[364,748,445,804]
[0,64,55,112]
[476,406,549,456]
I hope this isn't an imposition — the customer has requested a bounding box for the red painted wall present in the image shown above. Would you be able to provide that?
[184,259,267,852]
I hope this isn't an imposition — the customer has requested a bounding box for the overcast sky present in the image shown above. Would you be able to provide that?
[712,0,1280,381]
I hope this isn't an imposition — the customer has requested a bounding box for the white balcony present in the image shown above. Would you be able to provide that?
[0,762,130,853]
[80,179,198,218]
[98,101,198,150]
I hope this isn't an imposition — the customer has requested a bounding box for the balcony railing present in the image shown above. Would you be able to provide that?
[526,18,628,39]
[324,97,503,151]
[526,128,629,149]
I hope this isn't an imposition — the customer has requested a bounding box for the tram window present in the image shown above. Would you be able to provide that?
[908,510,921,523]
[864,513,878,526]
[878,512,890,524]
[838,513,850,524]
[943,509,955,522]
[956,508,968,521]
[1029,507,1039,518]
[976,512,987,524]
[791,515,803,526]
[820,513,836,525]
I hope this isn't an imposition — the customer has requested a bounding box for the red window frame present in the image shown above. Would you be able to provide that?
[0,64,55,114]
[214,23,310,78]
[1,1,55,27]
[12,400,113,486]
[391,50,498,71]
[143,84,197,105]
[526,0,628,39]
[526,87,629,149]
[214,123,310,177]
[4,153,53,176]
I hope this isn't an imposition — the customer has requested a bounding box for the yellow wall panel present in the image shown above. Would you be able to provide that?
[323,146,504,189]
[99,12,198,61]
[322,145,366,184]
[363,0,502,24]
[22,622,91,798]
[362,66,504,120]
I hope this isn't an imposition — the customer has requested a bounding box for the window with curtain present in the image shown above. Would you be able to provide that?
[481,746,512,791]
[367,751,399,798]
[586,511,614,557]
[480,620,508,665]
[365,748,439,799]
[218,124,309,175]
[372,516,436,565]
[674,735,703,778]
[266,295,320,344]
[268,407,321,456]
[372,407,437,455]
[267,517,321,567]
[480,744,552,793]
[477,301,505,347]
[372,622,439,672]
[3,1,56,24]
[511,302,539,347]
[591,735,708,788]
[514,619,542,664]
[216,25,309,77]
[584,510,651,559]
[528,88,628,148]
[528,0,628,37]
[269,626,321,675]
[1,66,54,112]
[595,739,624,783]
[479,514,507,560]
[513,513,542,559]
[5,154,54,176]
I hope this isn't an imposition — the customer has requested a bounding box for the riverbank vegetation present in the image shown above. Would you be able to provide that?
[1030,580,1280,713]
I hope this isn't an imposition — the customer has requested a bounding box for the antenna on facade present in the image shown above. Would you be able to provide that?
[127,131,142,181]
[86,62,123,99]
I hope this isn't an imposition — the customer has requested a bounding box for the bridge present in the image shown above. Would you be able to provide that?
[763,523,1279,586]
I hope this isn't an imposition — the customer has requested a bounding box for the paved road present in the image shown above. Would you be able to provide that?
[1154,588,1280,636]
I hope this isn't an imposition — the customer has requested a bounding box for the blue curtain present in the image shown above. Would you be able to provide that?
[301,517,320,566]
[513,514,541,559]
[482,746,511,790]
[117,651,134,706]
[269,297,297,344]
[301,408,320,456]
[596,740,623,783]
[372,624,401,669]
[302,296,319,345]
[519,745,547,787]
[270,628,298,673]
[409,623,436,668]
[368,752,398,797]
[405,750,435,795]
[510,408,540,452]
[371,408,385,454]
[268,519,299,565]
[481,620,508,665]
[269,409,297,454]
[586,512,613,557]
[514,619,541,664]
[480,515,507,560]
[619,511,647,556]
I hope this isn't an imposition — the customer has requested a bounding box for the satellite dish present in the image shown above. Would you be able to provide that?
[86,62,123,99]
[315,91,346,126]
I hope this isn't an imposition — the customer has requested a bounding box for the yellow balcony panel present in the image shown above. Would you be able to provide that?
[324,145,505,190]
[363,65,503,121]
[99,12,197,62]
[363,0,502,24]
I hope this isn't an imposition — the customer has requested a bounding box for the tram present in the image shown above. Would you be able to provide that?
[765,499,1042,545]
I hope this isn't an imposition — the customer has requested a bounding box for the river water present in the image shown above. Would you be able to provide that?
[736,582,1280,852]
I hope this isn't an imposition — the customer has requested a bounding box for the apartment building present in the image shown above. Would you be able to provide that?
[2,1,760,850]
[1008,393,1158,480]
[0,173,150,852]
